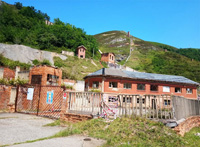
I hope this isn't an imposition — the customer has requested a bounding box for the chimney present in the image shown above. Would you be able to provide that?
[127,31,130,37]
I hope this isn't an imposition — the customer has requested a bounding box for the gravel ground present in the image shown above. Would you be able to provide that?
[0,113,64,146]
[0,113,106,147]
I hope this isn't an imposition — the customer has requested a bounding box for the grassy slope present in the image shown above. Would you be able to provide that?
[94,31,132,55]
[94,31,200,83]
[54,56,102,80]
[51,117,186,147]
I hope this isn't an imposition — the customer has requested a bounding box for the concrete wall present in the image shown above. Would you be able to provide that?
[0,68,3,79]
[75,81,85,92]
[18,71,29,80]
[62,51,74,56]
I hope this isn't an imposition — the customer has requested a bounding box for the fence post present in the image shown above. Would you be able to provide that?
[14,85,19,112]
[125,95,127,117]
[139,95,142,116]
[92,93,94,114]
[37,85,41,116]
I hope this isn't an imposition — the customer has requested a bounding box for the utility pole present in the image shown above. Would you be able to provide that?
[93,48,94,58]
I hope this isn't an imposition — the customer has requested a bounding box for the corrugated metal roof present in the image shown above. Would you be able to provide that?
[86,68,199,86]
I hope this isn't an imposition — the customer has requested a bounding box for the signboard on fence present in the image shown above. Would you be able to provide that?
[46,91,54,104]
[63,93,67,100]
[27,88,34,100]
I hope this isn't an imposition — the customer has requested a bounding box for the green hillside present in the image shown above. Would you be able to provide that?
[0,1,99,58]
[95,31,200,83]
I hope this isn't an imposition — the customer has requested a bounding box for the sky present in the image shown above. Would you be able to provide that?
[3,0,200,48]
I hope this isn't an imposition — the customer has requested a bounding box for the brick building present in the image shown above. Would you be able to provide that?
[76,45,86,59]
[29,65,62,86]
[84,68,199,99]
[101,53,115,64]
[0,67,15,79]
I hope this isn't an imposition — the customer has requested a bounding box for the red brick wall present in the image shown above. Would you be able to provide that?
[29,66,62,86]
[77,46,86,58]
[0,85,12,110]
[16,86,63,112]
[3,67,15,79]
[85,77,198,99]
[60,113,92,122]
[173,116,200,136]
[101,53,115,63]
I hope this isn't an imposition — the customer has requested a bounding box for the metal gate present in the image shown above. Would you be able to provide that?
[15,85,64,119]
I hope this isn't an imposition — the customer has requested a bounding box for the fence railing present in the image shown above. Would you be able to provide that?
[116,94,173,119]
[65,92,102,116]
[63,92,174,120]
[172,96,200,120]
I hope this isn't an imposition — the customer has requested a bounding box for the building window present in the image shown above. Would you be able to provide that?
[164,100,171,106]
[137,98,145,104]
[186,88,193,94]
[137,84,145,90]
[124,83,132,89]
[110,55,111,59]
[150,85,158,91]
[163,86,170,92]
[175,87,181,93]
[112,56,113,60]
[109,82,118,88]
[92,81,99,88]
[123,97,132,103]
[47,74,59,85]
[31,75,42,85]
[108,96,118,102]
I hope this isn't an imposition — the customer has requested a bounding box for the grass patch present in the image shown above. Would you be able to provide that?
[54,56,102,80]
[52,117,185,147]
[43,119,70,127]
[0,117,18,119]
[183,127,200,146]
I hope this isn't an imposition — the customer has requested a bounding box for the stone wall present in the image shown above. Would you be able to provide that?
[173,116,200,136]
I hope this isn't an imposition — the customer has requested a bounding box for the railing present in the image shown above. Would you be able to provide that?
[63,92,174,120]
[117,94,173,119]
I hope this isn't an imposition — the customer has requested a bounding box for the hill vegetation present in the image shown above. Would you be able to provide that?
[54,56,102,80]
[0,2,99,58]
[96,31,200,83]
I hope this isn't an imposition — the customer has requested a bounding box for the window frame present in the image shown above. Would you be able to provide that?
[137,83,145,91]
[186,88,193,94]
[175,87,182,93]
[109,82,118,88]
[164,100,171,106]
[92,81,99,88]
[150,85,158,92]
[123,83,132,89]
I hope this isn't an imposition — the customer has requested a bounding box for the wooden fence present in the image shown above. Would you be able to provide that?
[64,92,174,120]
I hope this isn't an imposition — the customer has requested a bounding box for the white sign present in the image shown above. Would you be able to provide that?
[163,86,170,92]
[27,88,34,100]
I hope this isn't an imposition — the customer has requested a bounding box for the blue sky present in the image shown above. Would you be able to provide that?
[4,0,200,48]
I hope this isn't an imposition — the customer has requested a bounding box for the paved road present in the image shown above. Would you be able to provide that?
[0,113,105,147]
